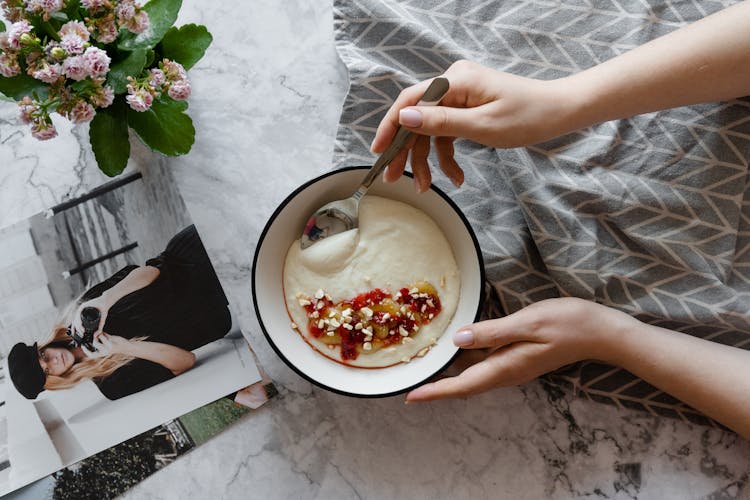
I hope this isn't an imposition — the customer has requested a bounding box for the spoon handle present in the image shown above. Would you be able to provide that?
[356,77,450,196]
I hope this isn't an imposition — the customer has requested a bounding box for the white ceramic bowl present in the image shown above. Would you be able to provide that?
[252,167,484,397]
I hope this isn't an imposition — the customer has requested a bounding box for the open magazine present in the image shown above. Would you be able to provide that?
[0,167,273,497]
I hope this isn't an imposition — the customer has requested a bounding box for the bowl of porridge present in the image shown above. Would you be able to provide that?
[252,166,484,397]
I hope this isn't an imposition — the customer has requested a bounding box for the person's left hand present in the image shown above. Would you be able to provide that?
[81,332,129,358]
[406,298,639,402]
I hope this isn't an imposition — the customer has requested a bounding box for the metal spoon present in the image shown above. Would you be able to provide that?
[300,77,450,249]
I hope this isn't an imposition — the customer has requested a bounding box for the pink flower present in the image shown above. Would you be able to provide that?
[91,85,115,108]
[59,21,90,41]
[18,97,37,124]
[161,59,187,82]
[31,120,57,140]
[167,79,191,101]
[69,100,95,123]
[93,20,118,44]
[124,10,149,34]
[7,20,32,49]
[31,62,62,83]
[27,0,64,15]
[0,53,20,77]
[60,33,85,55]
[83,46,110,76]
[63,55,88,80]
[115,0,135,22]
[148,68,166,87]
[126,86,153,112]
[81,0,106,10]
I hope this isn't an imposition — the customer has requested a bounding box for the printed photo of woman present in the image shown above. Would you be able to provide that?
[7,224,232,401]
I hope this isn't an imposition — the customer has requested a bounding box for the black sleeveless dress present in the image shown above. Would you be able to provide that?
[79,225,231,400]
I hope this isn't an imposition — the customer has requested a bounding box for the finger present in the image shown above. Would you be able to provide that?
[410,135,432,193]
[406,353,510,402]
[453,311,541,350]
[407,343,550,402]
[371,79,435,154]
[382,148,409,183]
[398,105,491,144]
[434,137,464,187]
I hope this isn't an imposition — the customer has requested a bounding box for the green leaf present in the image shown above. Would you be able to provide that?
[0,74,49,101]
[117,0,183,51]
[145,49,155,68]
[107,49,147,94]
[90,98,131,177]
[64,0,81,18]
[0,20,6,32]
[158,24,212,70]
[127,96,194,156]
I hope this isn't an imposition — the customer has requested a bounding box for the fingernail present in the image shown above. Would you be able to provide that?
[453,329,474,347]
[399,108,423,128]
[382,166,391,183]
[450,175,463,188]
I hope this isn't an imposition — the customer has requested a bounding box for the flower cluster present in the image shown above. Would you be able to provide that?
[126,58,190,112]
[0,0,211,176]
[0,0,164,139]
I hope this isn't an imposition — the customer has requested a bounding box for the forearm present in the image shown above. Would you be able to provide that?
[120,340,195,375]
[600,320,750,439]
[565,1,750,128]
[101,266,159,307]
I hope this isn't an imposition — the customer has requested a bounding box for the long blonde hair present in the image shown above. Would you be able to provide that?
[40,300,145,391]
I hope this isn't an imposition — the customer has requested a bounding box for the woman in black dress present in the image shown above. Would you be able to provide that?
[8,225,232,400]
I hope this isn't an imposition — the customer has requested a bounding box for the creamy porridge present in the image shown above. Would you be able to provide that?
[283,195,460,368]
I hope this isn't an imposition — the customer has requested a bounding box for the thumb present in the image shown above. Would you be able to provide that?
[399,105,485,140]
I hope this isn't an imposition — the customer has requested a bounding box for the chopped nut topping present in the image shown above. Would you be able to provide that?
[416,347,430,357]
[363,342,372,351]
[298,298,311,306]
[354,322,363,330]
[290,322,298,329]
[314,289,325,299]
[343,323,353,330]
[399,325,409,337]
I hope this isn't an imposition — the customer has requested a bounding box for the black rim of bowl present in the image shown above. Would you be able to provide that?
[251,166,486,398]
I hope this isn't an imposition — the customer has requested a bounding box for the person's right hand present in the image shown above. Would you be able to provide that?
[371,60,585,192]
[71,295,110,341]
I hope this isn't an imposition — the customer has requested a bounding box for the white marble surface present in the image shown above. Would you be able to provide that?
[1,1,749,498]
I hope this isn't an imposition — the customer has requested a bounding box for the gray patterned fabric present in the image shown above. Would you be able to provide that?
[332,0,749,427]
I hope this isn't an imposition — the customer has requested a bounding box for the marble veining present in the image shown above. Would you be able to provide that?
[0,1,747,498]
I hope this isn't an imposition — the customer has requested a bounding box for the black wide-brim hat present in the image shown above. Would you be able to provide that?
[8,342,45,400]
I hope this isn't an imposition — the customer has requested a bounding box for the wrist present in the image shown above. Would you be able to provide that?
[585,307,643,366]
[541,76,599,139]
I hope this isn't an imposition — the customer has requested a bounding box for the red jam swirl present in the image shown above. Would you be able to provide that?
[297,282,442,361]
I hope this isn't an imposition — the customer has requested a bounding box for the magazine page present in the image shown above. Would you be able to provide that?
[4,376,277,500]
[0,167,263,496]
